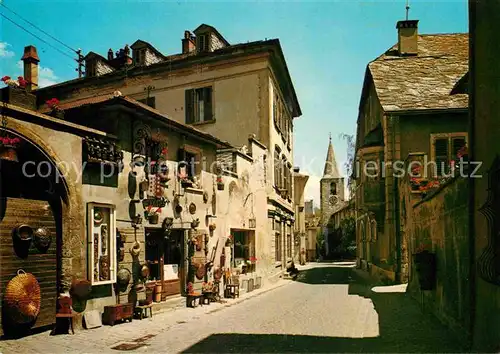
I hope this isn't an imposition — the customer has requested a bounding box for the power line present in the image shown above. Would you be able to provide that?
[1,13,76,62]
[1,2,77,54]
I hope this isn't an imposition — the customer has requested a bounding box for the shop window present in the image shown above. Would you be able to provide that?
[370,219,377,241]
[87,203,116,285]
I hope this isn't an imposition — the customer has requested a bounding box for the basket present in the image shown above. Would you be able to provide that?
[4,270,41,324]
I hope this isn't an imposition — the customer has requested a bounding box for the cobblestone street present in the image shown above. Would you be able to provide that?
[0,263,467,353]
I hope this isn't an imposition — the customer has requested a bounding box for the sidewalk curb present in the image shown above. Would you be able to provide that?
[207,279,292,313]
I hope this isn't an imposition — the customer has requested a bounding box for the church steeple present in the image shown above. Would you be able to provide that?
[323,133,339,178]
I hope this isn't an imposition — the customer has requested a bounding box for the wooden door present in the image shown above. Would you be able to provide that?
[0,198,58,335]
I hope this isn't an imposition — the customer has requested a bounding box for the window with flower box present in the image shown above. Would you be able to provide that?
[430,133,467,177]
[87,203,117,285]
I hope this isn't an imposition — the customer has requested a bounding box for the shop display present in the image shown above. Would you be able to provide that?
[88,204,116,285]
[33,227,51,251]
[117,268,131,286]
[14,224,33,241]
[4,269,41,324]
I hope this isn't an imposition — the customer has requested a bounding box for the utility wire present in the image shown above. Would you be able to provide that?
[0,13,77,63]
[1,2,77,54]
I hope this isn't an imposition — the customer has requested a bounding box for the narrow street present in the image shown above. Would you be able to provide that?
[0,263,466,353]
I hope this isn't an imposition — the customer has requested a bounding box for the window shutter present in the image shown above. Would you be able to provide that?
[204,87,212,121]
[452,137,466,157]
[434,138,449,176]
[185,89,194,124]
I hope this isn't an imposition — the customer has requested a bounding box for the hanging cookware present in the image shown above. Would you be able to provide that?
[214,268,222,281]
[14,224,33,242]
[117,268,131,286]
[33,227,51,251]
[189,203,196,214]
[130,241,141,257]
[94,209,103,225]
[4,269,41,324]
[141,264,150,279]
[70,279,92,299]
[195,263,205,280]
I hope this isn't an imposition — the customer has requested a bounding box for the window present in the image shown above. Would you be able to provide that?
[85,60,96,77]
[275,232,282,262]
[370,219,377,241]
[281,156,287,191]
[87,203,116,285]
[134,48,146,65]
[138,97,156,109]
[274,148,281,188]
[197,34,209,52]
[430,133,467,176]
[330,182,337,196]
[287,230,292,258]
[177,146,201,181]
[185,87,213,124]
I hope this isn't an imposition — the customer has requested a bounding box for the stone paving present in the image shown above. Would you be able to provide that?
[0,263,468,353]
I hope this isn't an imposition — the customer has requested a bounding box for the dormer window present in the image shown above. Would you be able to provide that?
[134,48,147,65]
[197,34,209,53]
[85,60,96,77]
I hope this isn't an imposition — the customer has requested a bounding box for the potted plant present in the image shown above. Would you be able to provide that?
[216,176,224,190]
[145,206,161,224]
[0,135,21,162]
[413,243,436,290]
[46,98,64,119]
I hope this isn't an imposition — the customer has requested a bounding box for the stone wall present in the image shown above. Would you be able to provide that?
[401,175,471,339]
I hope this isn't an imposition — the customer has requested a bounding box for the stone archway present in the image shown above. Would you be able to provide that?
[0,121,84,292]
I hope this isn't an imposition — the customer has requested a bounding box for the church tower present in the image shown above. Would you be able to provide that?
[320,134,344,228]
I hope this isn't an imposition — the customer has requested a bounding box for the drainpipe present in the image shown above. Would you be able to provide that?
[467,1,476,347]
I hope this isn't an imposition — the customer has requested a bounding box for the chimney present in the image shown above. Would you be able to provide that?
[21,45,39,92]
[396,20,419,56]
[182,30,196,54]
[108,48,114,60]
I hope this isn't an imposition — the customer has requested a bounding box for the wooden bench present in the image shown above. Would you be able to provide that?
[134,303,153,319]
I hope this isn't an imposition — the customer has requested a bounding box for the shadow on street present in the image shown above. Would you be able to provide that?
[182,264,469,353]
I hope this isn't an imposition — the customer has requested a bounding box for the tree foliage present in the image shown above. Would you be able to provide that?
[339,133,356,200]
[339,217,356,252]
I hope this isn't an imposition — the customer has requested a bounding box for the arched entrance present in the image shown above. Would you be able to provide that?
[0,128,69,337]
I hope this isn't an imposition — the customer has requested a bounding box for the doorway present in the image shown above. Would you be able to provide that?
[145,228,186,297]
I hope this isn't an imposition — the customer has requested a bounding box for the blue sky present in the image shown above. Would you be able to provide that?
[0,0,468,206]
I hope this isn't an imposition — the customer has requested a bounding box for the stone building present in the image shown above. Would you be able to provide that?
[319,136,345,257]
[469,1,500,350]
[0,46,270,335]
[36,24,302,272]
[293,169,309,264]
[354,18,469,282]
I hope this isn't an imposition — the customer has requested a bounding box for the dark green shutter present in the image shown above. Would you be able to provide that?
[204,87,212,121]
[434,138,449,176]
[185,89,194,124]
[452,137,466,156]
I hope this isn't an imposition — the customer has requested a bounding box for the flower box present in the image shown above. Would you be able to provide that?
[148,214,159,225]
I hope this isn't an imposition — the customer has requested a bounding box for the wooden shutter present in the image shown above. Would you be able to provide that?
[185,89,194,124]
[452,136,466,157]
[204,87,212,122]
[434,138,449,176]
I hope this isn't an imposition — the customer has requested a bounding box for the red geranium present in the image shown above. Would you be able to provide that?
[46,98,60,109]
[17,76,27,88]
[1,76,11,83]
[216,177,223,183]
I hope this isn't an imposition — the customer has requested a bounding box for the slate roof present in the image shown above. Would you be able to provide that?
[368,33,469,112]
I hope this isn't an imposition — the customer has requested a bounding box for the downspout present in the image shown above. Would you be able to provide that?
[392,114,402,283]
[467,0,476,347]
